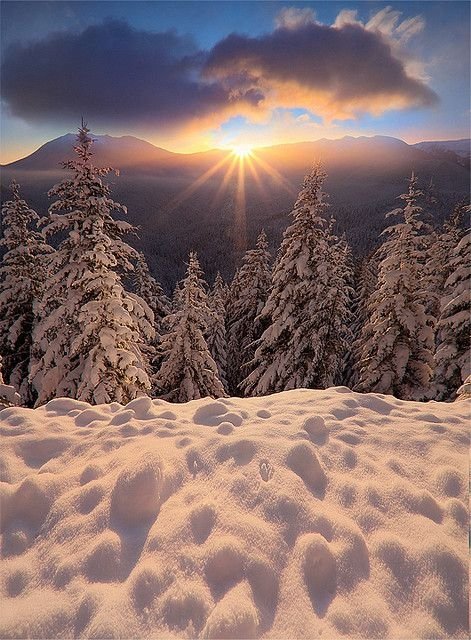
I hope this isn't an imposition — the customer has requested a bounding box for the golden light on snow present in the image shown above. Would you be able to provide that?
[0,390,468,637]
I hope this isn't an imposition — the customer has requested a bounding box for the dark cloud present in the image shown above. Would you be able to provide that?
[1,16,438,129]
[203,19,438,116]
[0,19,261,127]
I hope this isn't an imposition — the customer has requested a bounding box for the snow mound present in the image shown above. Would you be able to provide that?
[0,389,469,638]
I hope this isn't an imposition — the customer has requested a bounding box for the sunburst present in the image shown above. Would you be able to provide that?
[231,144,253,159]
[161,144,296,252]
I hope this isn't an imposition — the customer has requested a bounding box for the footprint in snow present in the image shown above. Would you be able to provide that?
[259,459,274,482]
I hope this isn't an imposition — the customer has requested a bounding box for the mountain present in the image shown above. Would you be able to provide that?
[1,134,469,290]
[413,139,470,158]
[3,133,179,172]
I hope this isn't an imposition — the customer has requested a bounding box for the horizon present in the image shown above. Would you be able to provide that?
[1,1,470,163]
[3,129,470,166]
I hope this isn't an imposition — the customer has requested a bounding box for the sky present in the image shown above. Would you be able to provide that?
[1,1,469,163]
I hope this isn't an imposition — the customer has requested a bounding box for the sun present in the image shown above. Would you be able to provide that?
[232,144,253,159]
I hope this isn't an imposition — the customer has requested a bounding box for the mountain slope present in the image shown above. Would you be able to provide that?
[414,139,470,158]
[2,133,178,172]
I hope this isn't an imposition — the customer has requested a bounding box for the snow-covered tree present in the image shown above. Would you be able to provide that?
[456,375,471,400]
[0,355,21,408]
[206,272,228,390]
[155,252,225,402]
[30,124,154,405]
[226,230,271,394]
[131,251,170,375]
[0,181,53,403]
[343,250,379,388]
[132,252,170,336]
[434,223,470,400]
[356,174,435,400]
[426,202,469,319]
[241,167,352,396]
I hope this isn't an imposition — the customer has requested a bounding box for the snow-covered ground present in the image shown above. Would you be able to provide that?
[0,388,468,639]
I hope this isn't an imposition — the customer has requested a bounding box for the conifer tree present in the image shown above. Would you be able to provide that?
[426,202,469,319]
[434,223,470,400]
[0,355,21,407]
[206,272,228,390]
[241,167,352,396]
[132,252,170,336]
[356,174,435,400]
[226,230,272,394]
[155,252,225,401]
[30,124,154,405]
[0,181,53,403]
[344,250,379,388]
[131,251,170,375]
[328,226,355,385]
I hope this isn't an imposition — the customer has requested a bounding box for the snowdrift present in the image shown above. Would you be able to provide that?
[0,388,469,639]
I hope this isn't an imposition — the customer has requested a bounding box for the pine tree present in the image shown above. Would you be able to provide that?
[30,124,154,405]
[356,174,435,400]
[344,250,379,388]
[0,181,53,403]
[241,167,352,396]
[206,272,228,390]
[434,222,470,400]
[331,229,355,386]
[155,252,225,402]
[132,252,170,336]
[226,230,271,395]
[0,355,21,407]
[132,251,170,376]
[426,202,469,320]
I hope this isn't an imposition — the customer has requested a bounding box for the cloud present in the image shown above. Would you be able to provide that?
[334,7,427,80]
[1,10,437,133]
[204,8,438,120]
[0,19,262,128]
[333,10,362,29]
[275,7,317,30]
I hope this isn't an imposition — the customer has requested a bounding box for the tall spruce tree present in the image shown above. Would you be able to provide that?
[226,230,271,394]
[155,252,225,401]
[344,250,379,388]
[356,174,435,400]
[241,166,352,396]
[0,181,53,403]
[206,272,228,390]
[426,202,469,320]
[30,124,154,405]
[132,252,170,336]
[132,251,170,375]
[434,223,470,400]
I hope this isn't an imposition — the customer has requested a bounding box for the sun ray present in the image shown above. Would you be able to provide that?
[234,156,248,252]
[158,142,297,255]
[210,154,238,211]
[245,154,271,208]
[162,152,232,214]
[250,152,298,198]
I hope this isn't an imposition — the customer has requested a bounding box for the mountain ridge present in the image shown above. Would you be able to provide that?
[4,132,469,170]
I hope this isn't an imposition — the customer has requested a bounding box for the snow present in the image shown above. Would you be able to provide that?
[0,388,468,639]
